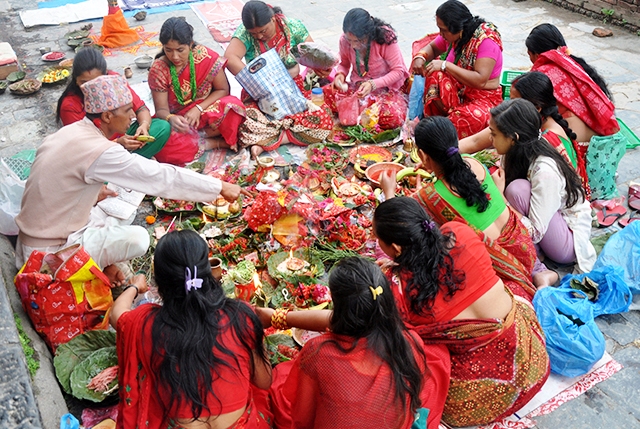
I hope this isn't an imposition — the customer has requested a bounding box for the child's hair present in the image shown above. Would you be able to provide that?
[56,48,107,125]
[490,99,585,207]
[512,71,577,141]
[148,230,267,421]
[373,197,464,314]
[328,256,424,416]
[414,116,490,212]
[342,8,397,45]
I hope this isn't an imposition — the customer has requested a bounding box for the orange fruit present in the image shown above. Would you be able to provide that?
[145,215,156,224]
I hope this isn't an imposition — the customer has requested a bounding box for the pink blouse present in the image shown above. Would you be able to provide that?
[336,34,409,91]
[433,35,502,79]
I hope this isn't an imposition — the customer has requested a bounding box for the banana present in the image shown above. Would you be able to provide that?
[396,167,433,181]
[410,147,421,163]
[393,151,404,163]
[354,163,366,177]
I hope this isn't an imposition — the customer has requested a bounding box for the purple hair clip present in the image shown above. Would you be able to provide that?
[185,266,203,293]
[445,147,459,157]
[423,220,436,232]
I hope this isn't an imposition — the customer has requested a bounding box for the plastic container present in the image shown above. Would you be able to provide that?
[500,69,527,100]
[311,87,325,106]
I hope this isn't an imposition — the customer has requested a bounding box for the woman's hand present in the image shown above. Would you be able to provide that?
[411,57,426,76]
[424,59,444,76]
[134,122,150,138]
[129,273,149,295]
[168,114,191,133]
[183,107,201,128]
[254,306,275,329]
[116,135,144,151]
[356,80,374,98]
[332,74,348,92]
[379,171,398,200]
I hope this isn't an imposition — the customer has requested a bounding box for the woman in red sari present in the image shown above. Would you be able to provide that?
[224,1,333,158]
[525,23,626,200]
[256,257,450,429]
[411,0,503,139]
[111,230,272,429]
[149,17,246,165]
[380,116,558,290]
[373,197,549,428]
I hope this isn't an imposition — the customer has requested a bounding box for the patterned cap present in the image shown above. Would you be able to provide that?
[81,74,133,114]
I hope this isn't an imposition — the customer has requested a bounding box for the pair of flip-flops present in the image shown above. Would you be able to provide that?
[619,210,640,227]
[595,204,626,227]
[628,182,640,211]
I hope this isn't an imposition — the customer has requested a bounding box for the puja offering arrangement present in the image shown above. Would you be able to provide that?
[38,67,71,84]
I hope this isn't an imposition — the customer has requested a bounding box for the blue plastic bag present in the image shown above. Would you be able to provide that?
[533,287,605,377]
[593,221,640,294]
[408,75,425,120]
[557,266,632,317]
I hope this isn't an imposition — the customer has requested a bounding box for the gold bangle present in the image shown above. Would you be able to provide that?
[271,308,290,330]
[195,104,204,113]
[165,114,176,121]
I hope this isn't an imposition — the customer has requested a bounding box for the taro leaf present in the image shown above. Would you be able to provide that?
[64,29,90,40]
[69,346,118,402]
[53,330,116,394]
[372,128,400,143]
[67,37,91,47]
[7,71,26,83]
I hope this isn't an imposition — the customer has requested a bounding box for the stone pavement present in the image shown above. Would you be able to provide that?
[0,0,639,428]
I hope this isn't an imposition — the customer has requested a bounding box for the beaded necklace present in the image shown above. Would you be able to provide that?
[169,50,196,106]
[354,42,371,77]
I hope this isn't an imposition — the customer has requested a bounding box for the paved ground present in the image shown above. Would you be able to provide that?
[1,0,639,428]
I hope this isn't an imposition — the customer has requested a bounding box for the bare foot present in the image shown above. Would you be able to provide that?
[204,136,231,150]
[103,264,125,287]
[250,145,264,159]
[533,269,559,289]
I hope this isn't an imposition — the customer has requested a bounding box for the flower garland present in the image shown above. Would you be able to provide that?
[169,50,197,106]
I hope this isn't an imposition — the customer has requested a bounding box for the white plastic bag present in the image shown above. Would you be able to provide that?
[0,158,26,235]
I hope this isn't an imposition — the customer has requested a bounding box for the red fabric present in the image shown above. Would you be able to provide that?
[116,304,270,429]
[148,45,246,150]
[532,49,619,137]
[153,129,199,166]
[243,191,285,231]
[270,332,450,429]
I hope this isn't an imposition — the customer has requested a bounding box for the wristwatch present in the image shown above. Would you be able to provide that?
[441,61,447,72]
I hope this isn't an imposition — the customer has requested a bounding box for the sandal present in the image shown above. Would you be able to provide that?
[628,182,640,211]
[595,204,626,227]
[618,210,640,227]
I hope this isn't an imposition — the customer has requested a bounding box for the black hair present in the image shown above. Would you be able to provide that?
[512,71,577,141]
[342,8,397,45]
[525,23,612,101]
[55,48,107,125]
[436,0,486,60]
[156,17,196,58]
[491,99,585,207]
[148,230,267,421]
[415,116,490,212]
[241,1,283,29]
[373,197,464,315]
[328,257,424,416]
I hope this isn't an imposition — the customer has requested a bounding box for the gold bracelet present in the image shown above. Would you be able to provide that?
[271,308,290,330]
[165,114,176,121]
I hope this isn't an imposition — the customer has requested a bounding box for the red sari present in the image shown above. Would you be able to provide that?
[413,183,537,299]
[423,23,504,139]
[387,222,549,427]
[532,48,619,138]
[237,13,333,150]
[269,332,450,429]
[116,304,272,429]
[148,45,246,163]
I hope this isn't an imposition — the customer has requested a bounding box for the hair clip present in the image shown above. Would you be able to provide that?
[185,266,203,293]
[445,147,459,157]
[369,286,383,300]
[423,219,435,232]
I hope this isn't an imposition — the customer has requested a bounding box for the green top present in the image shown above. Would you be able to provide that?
[558,134,578,169]
[233,17,309,68]
[433,158,505,231]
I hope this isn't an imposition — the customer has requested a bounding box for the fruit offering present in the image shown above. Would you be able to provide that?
[40,68,70,84]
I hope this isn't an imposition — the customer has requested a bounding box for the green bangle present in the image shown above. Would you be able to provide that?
[122,284,139,298]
